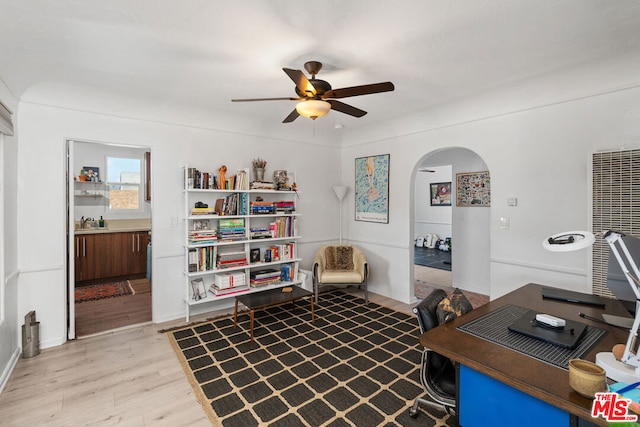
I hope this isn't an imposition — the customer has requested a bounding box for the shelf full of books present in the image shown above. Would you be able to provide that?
[182,165,302,321]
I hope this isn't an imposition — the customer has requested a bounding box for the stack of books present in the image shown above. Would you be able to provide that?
[189,229,217,245]
[216,249,248,269]
[191,206,215,216]
[274,200,295,213]
[250,269,281,287]
[210,272,249,296]
[249,227,271,239]
[250,181,275,190]
[250,201,275,214]
[218,218,246,241]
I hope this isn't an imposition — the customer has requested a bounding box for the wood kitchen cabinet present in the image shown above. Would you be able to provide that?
[75,233,115,282]
[114,231,148,276]
[75,231,148,283]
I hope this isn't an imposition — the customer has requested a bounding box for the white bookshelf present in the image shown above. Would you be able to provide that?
[182,165,301,321]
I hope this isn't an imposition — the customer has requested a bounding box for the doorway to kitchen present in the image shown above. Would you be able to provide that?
[67,140,152,338]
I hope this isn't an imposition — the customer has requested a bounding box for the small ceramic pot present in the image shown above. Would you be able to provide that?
[568,359,608,398]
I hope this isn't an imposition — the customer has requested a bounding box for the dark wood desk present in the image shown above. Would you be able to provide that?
[421,283,631,426]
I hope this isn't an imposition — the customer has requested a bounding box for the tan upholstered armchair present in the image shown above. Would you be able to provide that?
[312,245,369,303]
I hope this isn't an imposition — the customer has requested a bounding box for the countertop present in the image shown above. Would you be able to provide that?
[75,219,151,235]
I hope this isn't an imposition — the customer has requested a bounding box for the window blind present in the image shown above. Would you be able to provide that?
[592,149,640,297]
[0,101,13,136]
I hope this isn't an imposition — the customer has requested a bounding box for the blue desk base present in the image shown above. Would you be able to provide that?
[459,365,601,426]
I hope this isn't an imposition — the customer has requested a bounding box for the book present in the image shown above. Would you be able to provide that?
[209,283,250,296]
[214,272,246,289]
[250,248,260,263]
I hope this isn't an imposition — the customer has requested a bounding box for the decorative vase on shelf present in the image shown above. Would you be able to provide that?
[254,167,265,182]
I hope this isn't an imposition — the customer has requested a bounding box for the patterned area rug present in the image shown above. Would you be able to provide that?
[74,281,133,303]
[166,290,454,427]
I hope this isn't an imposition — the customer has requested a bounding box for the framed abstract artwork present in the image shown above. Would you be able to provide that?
[355,154,390,223]
[430,182,451,206]
[456,171,490,207]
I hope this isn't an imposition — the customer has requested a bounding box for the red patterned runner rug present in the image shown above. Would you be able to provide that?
[74,281,134,303]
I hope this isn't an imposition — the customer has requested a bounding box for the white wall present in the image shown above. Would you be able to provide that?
[0,80,20,392]
[341,85,640,302]
[15,101,343,348]
[414,165,452,241]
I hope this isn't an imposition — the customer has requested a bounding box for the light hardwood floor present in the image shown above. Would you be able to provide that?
[414,264,452,288]
[0,288,412,426]
[414,265,489,308]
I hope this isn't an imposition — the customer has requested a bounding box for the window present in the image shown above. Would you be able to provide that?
[107,156,141,211]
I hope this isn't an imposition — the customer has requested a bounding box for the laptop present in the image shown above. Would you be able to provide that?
[508,309,588,349]
[541,287,607,307]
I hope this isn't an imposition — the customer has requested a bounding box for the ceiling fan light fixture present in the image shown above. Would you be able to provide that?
[296,100,331,120]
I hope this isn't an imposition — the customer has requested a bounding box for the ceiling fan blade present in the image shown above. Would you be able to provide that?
[283,109,300,123]
[232,97,302,102]
[283,68,316,97]
[323,82,394,99]
[327,100,367,118]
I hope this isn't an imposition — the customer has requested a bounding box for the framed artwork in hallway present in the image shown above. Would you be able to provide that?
[430,182,451,206]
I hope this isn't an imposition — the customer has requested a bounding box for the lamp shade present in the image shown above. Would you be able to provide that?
[333,186,349,202]
[542,231,595,252]
[296,100,331,120]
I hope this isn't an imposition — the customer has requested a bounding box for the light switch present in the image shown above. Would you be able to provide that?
[507,197,518,207]
[171,216,178,227]
[500,217,510,230]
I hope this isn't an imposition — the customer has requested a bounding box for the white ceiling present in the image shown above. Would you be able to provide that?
[2,0,640,133]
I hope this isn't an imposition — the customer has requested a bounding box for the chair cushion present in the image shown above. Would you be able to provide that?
[435,288,473,325]
[318,270,363,284]
[325,246,354,270]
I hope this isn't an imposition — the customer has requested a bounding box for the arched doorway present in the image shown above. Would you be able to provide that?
[411,147,491,299]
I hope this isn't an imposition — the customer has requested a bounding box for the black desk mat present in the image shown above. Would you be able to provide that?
[457,304,607,369]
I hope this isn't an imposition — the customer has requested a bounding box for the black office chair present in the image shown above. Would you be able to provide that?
[409,289,457,418]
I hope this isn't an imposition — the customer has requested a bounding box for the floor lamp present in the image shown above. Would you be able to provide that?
[333,186,349,244]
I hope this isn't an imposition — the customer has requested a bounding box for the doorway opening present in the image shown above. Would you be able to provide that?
[411,147,491,303]
[414,164,453,299]
[67,140,152,338]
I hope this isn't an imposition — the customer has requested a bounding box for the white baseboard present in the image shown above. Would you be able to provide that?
[0,347,21,394]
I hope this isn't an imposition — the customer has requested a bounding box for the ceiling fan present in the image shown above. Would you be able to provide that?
[231,61,394,123]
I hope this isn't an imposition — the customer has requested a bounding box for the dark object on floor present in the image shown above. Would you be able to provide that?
[74,281,133,303]
[409,288,472,418]
[166,290,451,426]
[414,247,451,271]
